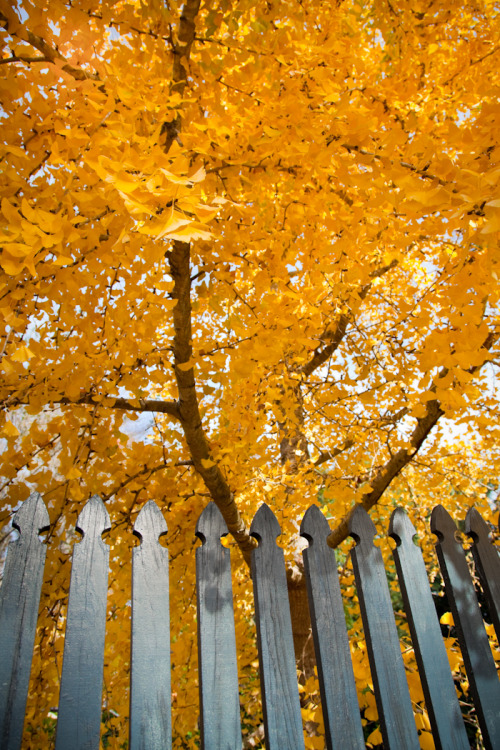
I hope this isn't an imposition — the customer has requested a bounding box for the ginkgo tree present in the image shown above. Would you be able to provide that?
[1,0,499,747]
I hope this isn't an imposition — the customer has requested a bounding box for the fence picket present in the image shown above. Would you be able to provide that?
[196,502,241,750]
[1,492,499,750]
[250,504,305,750]
[389,507,469,750]
[130,500,171,750]
[431,505,500,750]
[300,505,364,750]
[55,496,111,750]
[465,507,500,642]
[349,505,420,750]
[0,493,50,750]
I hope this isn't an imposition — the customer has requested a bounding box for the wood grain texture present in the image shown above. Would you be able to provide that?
[431,505,500,750]
[465,507,500,642]
[300,505,364,750]
[55,496,111,750]
[130,501,171,750]
[250,504,305,750]
[0,493,50,750]
[196,502,241,750]
[349,505,420,750]
[389,508,469,750]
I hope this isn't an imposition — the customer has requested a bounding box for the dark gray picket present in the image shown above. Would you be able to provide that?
[196,502,241,750]
[349,505,420,750]
[250,504,305,750]
[300,505,364,750]
[130,501,171,750]
[465,507,500,642]
[2,492,499,750]
[431,505,500,750]
[55,496,111,750]
[389,508,469,750]
[0,493,50,750]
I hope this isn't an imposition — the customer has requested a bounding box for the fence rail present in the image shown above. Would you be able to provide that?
[0,495,499,750]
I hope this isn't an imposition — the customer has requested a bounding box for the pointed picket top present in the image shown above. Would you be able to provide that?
[465,506,491,544]
[300,504,330,545]
[75,495,111,540]
[430,504,458,542]
[349,504,376,546]
[12,492,50,537]
[389,507,417,547]
[133,500,168,545]
[195,501,228,547]
[250,503,281,545]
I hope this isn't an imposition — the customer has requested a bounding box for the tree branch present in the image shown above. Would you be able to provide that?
[160,0,201,151]
[300,260,397,378]
[0,11,99,82]
[326,397,444,548]
[158,0,255,561]
[171,0,201,94]
[314,438,355,467]
[57,394,182,419]
[168,241,256,562]
[326,330,499,548]
[7,393,181,419]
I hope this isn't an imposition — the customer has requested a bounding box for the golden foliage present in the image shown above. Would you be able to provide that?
[1,0,500,746]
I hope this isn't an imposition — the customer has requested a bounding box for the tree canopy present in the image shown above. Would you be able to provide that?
[1,0,499,747]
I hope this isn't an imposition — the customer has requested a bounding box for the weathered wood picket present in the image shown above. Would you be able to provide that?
[0,495,499,750]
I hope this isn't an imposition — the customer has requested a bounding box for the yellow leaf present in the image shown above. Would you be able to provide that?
[201,458,215,468]
[364,706,378,721]
[1,197,21,224]
[11,345,35,362]
[440,612,454,626]
[1,358,14,374]
[3,145,28,159]
[167,224,213,241]
[112,175,141,194]
[86,157,110,182]
[416,712,431,731]
[2,421,20,438]
[2,243,31,258]
[0,258,24,275]
[419,730,436,750]
[21,197,38,223]
[188,165,207,183]
[160,168,198,186]
[194,205,219,223]
[481,208,500,234]
[137,216,189,238]
[66,466,82,480]
[35,208,58,233]
[367,728,382,746]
